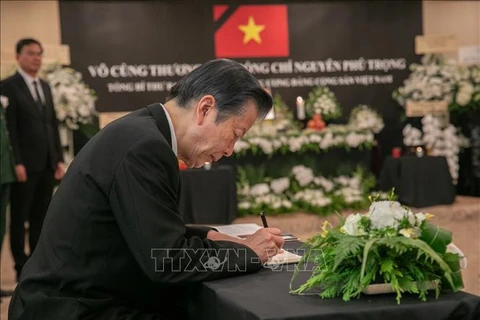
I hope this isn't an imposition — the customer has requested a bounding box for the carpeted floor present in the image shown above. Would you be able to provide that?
[1,196,479,318]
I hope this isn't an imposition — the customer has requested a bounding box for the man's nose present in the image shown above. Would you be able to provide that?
[223,143,235,157]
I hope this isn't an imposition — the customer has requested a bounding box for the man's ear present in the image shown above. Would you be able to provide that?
[196,95,216,125]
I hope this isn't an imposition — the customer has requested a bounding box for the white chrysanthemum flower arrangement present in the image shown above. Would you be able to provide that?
[305,86,341,120]
[42,64,97,130]
[234,127,375,157]
[393,54,458,107]
[236,166,374,216]
[348,104,384,134]
[393,54,479,113]
[450,65,480,113]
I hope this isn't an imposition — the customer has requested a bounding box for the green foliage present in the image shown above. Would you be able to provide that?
[240,165,267,185]
[290,204,463,304]
[333,235,366,270]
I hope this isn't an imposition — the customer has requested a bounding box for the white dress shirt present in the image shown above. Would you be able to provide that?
[17,67,46,104]
[159,103,178,156]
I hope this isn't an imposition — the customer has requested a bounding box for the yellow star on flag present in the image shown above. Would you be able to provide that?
[238,16,265,44]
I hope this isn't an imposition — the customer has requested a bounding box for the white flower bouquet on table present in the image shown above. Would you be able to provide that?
[305,86,341,120]
[348,104,384,134]
[290,194,465,304]
[42,64,97,132]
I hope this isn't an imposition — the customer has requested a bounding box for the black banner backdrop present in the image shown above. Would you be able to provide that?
[59,0,422,154]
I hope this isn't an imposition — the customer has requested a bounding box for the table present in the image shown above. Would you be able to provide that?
[378,156,455,207]
[186,241,480,320]
[179,165,237,224]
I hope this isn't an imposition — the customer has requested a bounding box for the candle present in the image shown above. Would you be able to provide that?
[296,96,305,120]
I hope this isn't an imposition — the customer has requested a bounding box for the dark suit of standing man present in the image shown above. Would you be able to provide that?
[2,38,65,281]
[9,59,284,319]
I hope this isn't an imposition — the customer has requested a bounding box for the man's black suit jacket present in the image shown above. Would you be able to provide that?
[2,72,63,172]
[8,104,261,320]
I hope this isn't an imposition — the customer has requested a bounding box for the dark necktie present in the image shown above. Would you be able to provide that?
[32,80,44,113]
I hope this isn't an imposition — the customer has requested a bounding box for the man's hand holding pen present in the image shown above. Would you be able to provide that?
[243,228,285,263]
[208,211,287,263]
[241,211,284,263]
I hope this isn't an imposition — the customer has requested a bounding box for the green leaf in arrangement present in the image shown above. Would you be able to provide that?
[442,252,464,291]
[393,237,457,289]
[420,222,452,254]
[360,238,379,280]
[333,236,365,271]
[380,257,395,275]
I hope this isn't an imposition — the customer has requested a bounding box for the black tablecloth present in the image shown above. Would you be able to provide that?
[378,156,455,207]
[179,165,237,224]
[186,241,480,320]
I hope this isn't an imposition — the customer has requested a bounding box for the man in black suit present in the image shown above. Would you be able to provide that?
[9,59,283,319]
[2,38,65,281]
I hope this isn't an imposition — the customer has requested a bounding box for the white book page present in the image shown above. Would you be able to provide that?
[212,223,262,238]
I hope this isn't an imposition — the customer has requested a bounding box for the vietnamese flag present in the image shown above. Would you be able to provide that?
[214,5,289,58]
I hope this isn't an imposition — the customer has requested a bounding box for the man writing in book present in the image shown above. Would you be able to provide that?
[9,59,284,320]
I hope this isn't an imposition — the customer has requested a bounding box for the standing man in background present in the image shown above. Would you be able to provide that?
[0,85,15,298]
[2,38,65,281]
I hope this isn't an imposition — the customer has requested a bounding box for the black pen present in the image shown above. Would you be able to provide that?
[260,211,269,228]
